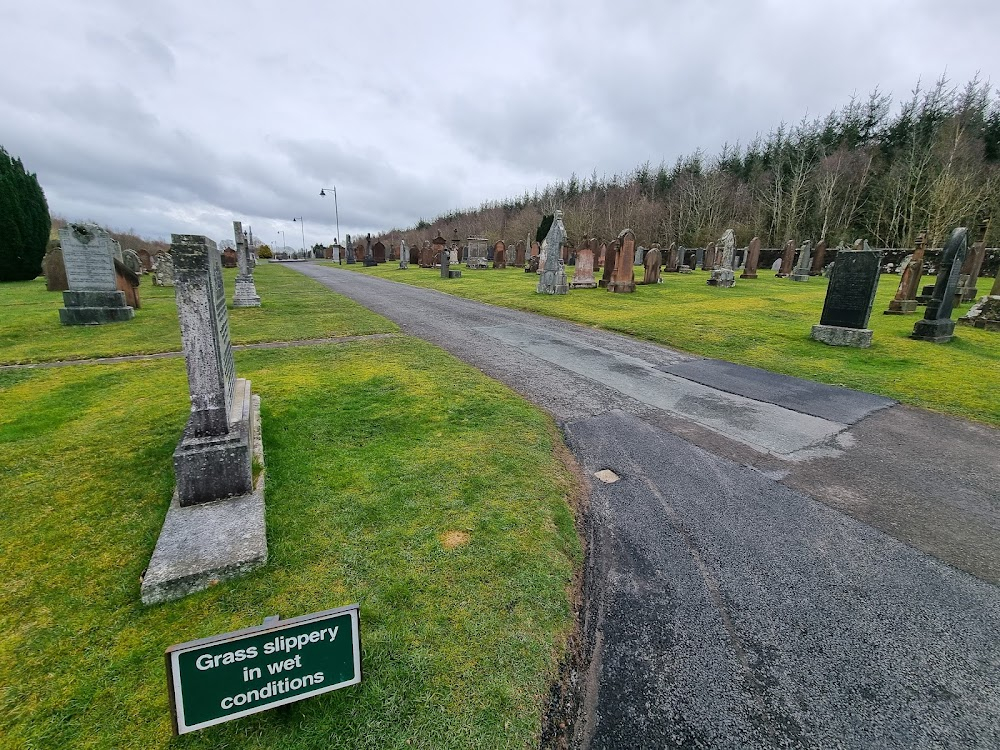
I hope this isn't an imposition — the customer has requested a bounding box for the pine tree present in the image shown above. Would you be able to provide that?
[0,147,50,282]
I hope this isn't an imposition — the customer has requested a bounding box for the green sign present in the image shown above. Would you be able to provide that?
[166,604,361,734]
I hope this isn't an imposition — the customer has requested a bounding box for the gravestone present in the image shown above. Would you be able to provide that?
[222,248,238,268]
[884,232,926,314]
[122,248,143,276]
[634,245,645,266]
[809,240,828,276]
[170,233,254,504]
[701,242,716,271]
[958,219,990,301]
[514,240,526,267]
[153,252,175,286]
[345,234,356,264]
[43,245,68,291]
[608,229,637,294]
[373,240,386,264]
[419,240,433,267]
[695,247,705,270]
[430,233,447,267]
[664,242,679,272]
[506,243,516,265]
[599,241,619,287]
[141,233,265,605]
[597,242,607,269]
[232,221,261,307]
[790,241,812,281]
[740,237,761,279]
[137,248,153,272]
[115,258,141,309]
[992,272,1000,296]
[912,227,969,343]
[398,240,409,269]
[958,295,1000,331]
[708,230,736,287]
[811,241,882,348]
[570,240,598,289]
[677,246,692,272]
[525,256,540,273]
[776,240,795,277]
[642,245,662,285]
[494,240,506,269]
[536,210,569,294]
[466,237,489,269]
[58,223,135,325]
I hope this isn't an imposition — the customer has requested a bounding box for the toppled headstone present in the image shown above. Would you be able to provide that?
[811,240,882,348]
[58,223,135,325]
[232,221,261,307]
[958,295,1000,331]
[912,227,969,343]
[536,210,569,294]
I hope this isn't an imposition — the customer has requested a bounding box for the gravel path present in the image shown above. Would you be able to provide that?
[294,263,1000,750]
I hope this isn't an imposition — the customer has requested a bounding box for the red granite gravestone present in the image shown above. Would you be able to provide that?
[222,248,238,268]
[494,240,506,269]
[776,240,795,277]
[609,230,636,294]
[115,258,141,309]
[599,241,619,288]
[809,239,827,275]
[515,240,526,267]
[958,218,990,301]
[741,237,761,279]
[885,232,926,315]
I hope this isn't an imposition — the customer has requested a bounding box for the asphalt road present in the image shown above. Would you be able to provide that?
[292,263,1000,749]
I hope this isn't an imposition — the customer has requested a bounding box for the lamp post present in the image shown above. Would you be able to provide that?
[292,217,306,258]
[320,187,340,264]
[279,230,285,257]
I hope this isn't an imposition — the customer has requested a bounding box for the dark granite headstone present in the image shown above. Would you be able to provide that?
[912,227,969,343]
[819,246,882,329]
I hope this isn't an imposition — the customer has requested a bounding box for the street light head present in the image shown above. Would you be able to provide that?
[319,189,326,196]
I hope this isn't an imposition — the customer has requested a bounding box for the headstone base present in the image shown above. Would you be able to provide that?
[739,271,758,279]
[790,272,810,282]
[708,269,735,287]
[233,274,261,307]
[678,266,692,274]
[910,318,956,343]
[59,290,135,325]
[364,258,377,267]
[884,299,917,315]
[607,280,636,294]
[570,280,598,289]
[448,270,462,278]
[173,378,254,507]
[811,324,873,348]
[141,394,266,605]
[536,268,569,294]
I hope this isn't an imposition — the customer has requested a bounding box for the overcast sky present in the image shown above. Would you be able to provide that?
[2,0,996,250]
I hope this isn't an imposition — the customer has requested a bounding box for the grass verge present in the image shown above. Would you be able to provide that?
[0,263,395,365]
[328,262,1000,427]
[0,338,580,749]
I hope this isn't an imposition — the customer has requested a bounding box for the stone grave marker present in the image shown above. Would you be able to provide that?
[609,229,637,294]
[137,248,153,272]
[811,241,882,348]
[466,237,489,269]
[708,230,736,287]
[154,252,175,286]
[809,240,828,276]
[776,240,795,277]
[641,244,662,284]
[912,227,969,343]
[514,240,526,267]
[122,248,143,276]
[885,232,925,314]
[536,210,569,294]
[43,244,68,291]
[790,241,812,281]
[399,240,409,269]
[599,241,618,287]
[58,223,135,325]
[373,240,386,264]
[232,221,261,307]
[695,247,704,270]
[958,218,990,301]
[741,237,761,279]
[222,247,238,268]
[570,240,598,289]
[958,294,1000,331]
[115,258,141,309]
[494,240,506,269]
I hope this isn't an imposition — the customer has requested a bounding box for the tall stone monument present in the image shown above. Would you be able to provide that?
[536,210,569,294]
[790,241,812,282]
[232,221,261,307]
[911,227,969,343]
[58,223,135,325]
[708,230,736,287]
[811,241,882,348]
[399,239,409,269]
[140,233,266,605]
[809,240,828,276]
[608,229,637,294]
[740,237,761,279]
[345,234,355,264]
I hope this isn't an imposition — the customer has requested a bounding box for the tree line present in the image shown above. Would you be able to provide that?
[387,75,1000,270]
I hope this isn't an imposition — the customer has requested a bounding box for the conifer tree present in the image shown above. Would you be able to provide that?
[0,147,50,282]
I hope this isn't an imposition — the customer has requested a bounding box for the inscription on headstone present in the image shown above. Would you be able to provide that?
[811,242,882,348]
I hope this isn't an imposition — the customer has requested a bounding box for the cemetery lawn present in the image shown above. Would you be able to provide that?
[0,263,395,365]
[332,263,1000,427]
[0,337,581,749]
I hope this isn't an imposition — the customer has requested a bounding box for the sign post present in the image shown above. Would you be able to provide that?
[166,604,361,735]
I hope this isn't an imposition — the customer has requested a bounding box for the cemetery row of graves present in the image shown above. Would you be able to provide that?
[326,217,1000,428]
[0,222,580,747]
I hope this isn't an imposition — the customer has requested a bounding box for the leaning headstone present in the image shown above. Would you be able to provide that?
[958,295,1000,331]
[776,240,795,277]
[122,248,143,277]
[740,237,761,279]
[809,240,828,276]
[43,244,68,291]
[608,229,637,294]
[536,210,569,294]
[884,233,926,314]
[570,240,598,288]
[911,227,969,343]
[790,241,812,281]
[58,223,135,325]
[810,241,882,348]
[140,233,265,605]
[137,248,153,272]
[153,252,175,286]
[641,245,662,285]
[958,219,990,301]
[232,221,261,307]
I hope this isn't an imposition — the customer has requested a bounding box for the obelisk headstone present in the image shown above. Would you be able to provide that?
[58,223,135,325]
[740,237,761,279]
[608,229,637,294]
[232,221,261,307]
[536,210,569,294]
[911,227,969,343]
[811,241,882,348]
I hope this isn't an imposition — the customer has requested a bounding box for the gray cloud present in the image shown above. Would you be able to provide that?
[1,0,997,248]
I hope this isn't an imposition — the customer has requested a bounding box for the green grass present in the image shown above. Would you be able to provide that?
[329,262,1000,427]
[0,263,395,365]
[0,338,580,749]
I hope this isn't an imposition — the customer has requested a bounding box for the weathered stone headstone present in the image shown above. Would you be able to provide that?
[58,223,135,325]
[398,240,409,269]
[695,247,705,270]
[122,248,143,277]
[153,252,175,286]
[884,232,925,314]
[708,230,736,287]
[599,241,618,287]
[232,221,261,307]
[704,241,719,271]
[505,243,516,265]
[958,295,1000,331]
[776,240,795,277]
[641,245,662,285]
[912,227,969,343]
[663,241,678,272]
[43,244,68,291]
[494,240,506,269]
[514,240,526,267]
[345,234,356,264]
[790,241,812,282]
[570,240,598,289]
[536,211,569,294]
[465,237,488,269]
[958,219,990,301]
[137,248,153,272]
[811,241,882,348]
[991,272,1000,296]
[609,229,637,294]
[221,247,238,268]
[634,245,644,266]
[740,237,761,279]
[809,240,828,276]
[115,258,141,309]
